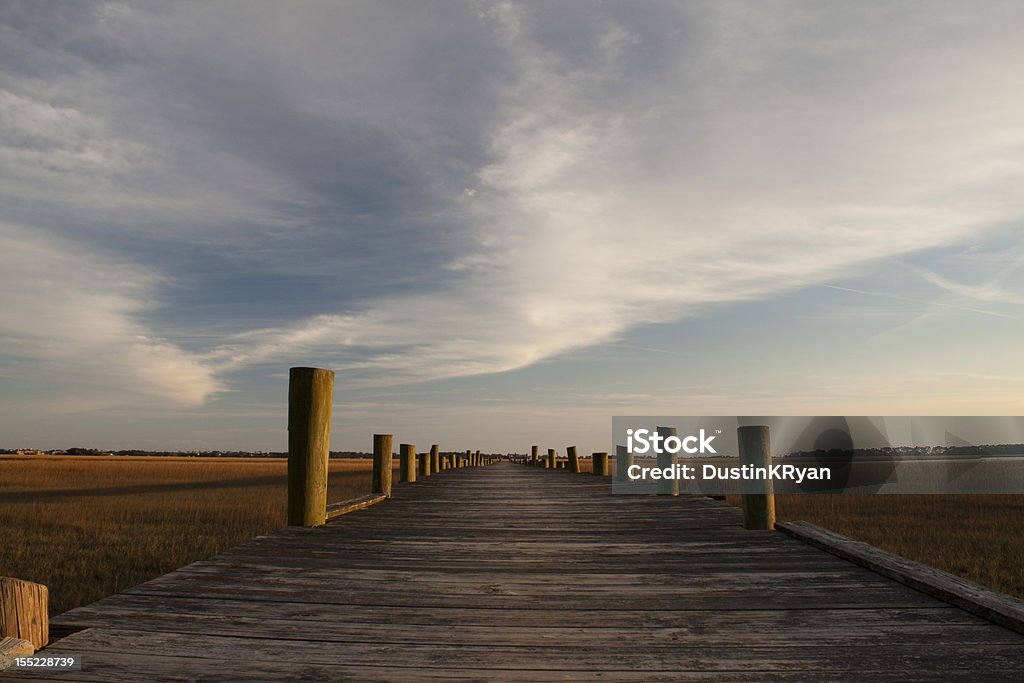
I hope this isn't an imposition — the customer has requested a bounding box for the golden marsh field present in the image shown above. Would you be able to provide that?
[0,455,372,615]
[1,455,1022,616]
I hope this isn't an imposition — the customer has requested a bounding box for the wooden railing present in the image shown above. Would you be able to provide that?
[287,367,499,527]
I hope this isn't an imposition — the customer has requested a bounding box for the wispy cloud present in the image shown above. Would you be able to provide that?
[911,267,1024,305]
[2,1,1024,426]
[820,283,1013,318]
[0,224,220,406]
[189,2,1024,384]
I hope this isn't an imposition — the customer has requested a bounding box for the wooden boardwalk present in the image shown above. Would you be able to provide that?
[8,462,1024,681]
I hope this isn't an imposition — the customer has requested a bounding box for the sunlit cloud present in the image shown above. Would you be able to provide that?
[0,225,220,406]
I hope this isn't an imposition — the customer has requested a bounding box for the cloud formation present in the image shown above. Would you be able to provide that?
[0,224,220,406]
[2,1,1024,413]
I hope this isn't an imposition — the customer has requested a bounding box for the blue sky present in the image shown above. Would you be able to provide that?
[2,1,1024,454]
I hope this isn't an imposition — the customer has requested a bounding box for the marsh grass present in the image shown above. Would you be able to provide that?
[726,493,1024,599]
[0,456,372,615]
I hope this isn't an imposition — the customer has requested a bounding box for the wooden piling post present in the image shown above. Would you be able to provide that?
[418,451,429,477]
[287,366,333,527]
[738,425,775,530]
[547,448,556,469]
[475,450,481,466]
[372,434,393,496]
[593,452,609,476]
[430,444,440,474]
[531,445,538,466]
[656,425,678,496]
[567,445,581,473]
[616,444,633,481]
[0,577,48,650]
[466,449,472,467]
[401,444,417,483]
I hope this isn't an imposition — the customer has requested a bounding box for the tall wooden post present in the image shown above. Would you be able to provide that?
[287,367,333,527]
[531,445,538,466]
[738,425,776,530]
[401,443,417,483]
[372,434,393,496]
[430,444,440,474]
[567,445,581,473]
[0,577,48,650]
[615,444,633,481]
[547,448,556,469]
[418,451,429,477]
[592,452,609,476]
[656,425,678,496]
[466,449,472,467]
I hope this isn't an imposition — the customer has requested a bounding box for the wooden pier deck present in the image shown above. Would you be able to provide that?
[8,462,1024,681]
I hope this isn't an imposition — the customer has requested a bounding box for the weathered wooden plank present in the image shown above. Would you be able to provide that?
[20,628,1024,673]
[110,579,953,611]
[323,493,387,520]
[57,595,968,630]
[49,605,1024,647]
[9,651,1005,683]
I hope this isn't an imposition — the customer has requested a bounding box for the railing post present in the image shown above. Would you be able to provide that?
[372,434,393,496]
[401,443,417,482]
[737,425,776,530]
[592,452,609,476]
[0,577,48,650]
[430,444,440,474]
[287,366,333,527]
[547,448,556,469]
[656,425,678,496]
[418,450,429,477]
[567,445,581,473]
[616,444,633,481]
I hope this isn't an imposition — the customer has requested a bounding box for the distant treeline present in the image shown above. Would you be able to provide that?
[785,444,1024,459]
[1,447,372,458]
